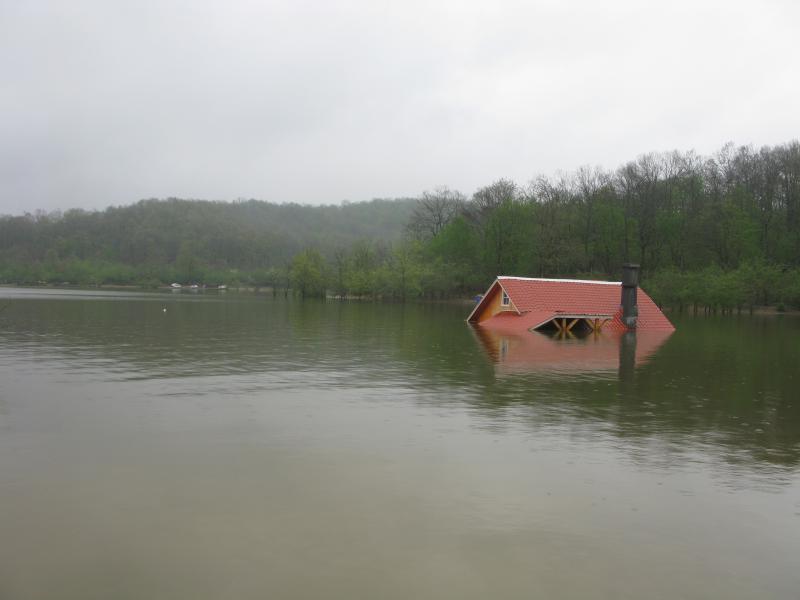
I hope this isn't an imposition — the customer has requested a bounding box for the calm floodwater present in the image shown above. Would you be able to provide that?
[0,287,798,599]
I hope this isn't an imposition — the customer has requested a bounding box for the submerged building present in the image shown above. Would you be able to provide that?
[467,269,674,334]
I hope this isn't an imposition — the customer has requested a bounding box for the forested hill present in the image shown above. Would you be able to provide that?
[0,197,416,281]
[2,140,800,311]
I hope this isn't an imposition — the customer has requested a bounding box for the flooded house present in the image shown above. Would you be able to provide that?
[467,265,674,335]
[467,266,674,375]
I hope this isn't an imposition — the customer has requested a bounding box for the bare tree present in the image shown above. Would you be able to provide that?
[471,178,519,214]
[575,165,611,268]
[527,175,572,275]
[407,186,465,239]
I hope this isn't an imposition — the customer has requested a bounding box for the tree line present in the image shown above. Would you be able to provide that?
[290,140,800,310]
[2,141,799,310]
[0,197,416,287]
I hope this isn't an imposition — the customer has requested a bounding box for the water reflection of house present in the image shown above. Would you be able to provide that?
[472,325,672,375]
[467,274,673,375]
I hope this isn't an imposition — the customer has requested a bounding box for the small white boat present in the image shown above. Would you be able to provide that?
[218,284,227,290]
[170,283,182,289]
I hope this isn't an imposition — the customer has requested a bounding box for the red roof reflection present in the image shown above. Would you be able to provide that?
[472,326,673,376]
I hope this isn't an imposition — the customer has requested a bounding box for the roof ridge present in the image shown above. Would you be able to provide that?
[498,276,621,285]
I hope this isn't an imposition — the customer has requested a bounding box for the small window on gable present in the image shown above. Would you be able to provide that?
[501,289,510,307]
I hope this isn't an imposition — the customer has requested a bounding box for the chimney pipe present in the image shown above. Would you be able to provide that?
[621,264,639,329]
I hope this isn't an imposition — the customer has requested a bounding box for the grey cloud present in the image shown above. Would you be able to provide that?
[1,0,799,214]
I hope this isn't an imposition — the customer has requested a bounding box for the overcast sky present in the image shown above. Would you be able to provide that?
[1,0,798,214]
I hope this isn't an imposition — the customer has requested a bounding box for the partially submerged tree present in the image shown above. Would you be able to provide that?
[290,249,327,298]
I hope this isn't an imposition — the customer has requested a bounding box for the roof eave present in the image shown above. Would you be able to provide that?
[466,279,500,322]
[467,278,521,322]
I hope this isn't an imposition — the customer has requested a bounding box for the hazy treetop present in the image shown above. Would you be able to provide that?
[2,0,799,214]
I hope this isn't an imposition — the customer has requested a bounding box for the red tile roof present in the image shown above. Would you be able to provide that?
[471,276,674,331]
[475,309,560,334]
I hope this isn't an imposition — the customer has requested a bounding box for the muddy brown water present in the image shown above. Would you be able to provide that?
[0,287,798,599]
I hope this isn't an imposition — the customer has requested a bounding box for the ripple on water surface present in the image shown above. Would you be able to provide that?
[0,288,799,599]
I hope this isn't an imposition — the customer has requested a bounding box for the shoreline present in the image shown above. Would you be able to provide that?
[1,282,798,315]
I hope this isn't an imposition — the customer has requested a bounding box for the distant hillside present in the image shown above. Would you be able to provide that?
[0,197,417,271]
[2,140,799,312]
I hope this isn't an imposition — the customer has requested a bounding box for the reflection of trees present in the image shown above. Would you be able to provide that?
[1,293,798,472]
[462,316,800,472]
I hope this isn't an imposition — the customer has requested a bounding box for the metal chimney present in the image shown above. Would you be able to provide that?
[621,264,639,329]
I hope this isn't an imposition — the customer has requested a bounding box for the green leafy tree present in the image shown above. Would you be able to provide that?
[290,249,327,298]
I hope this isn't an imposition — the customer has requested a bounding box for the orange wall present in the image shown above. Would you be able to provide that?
[476,283,517,322]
